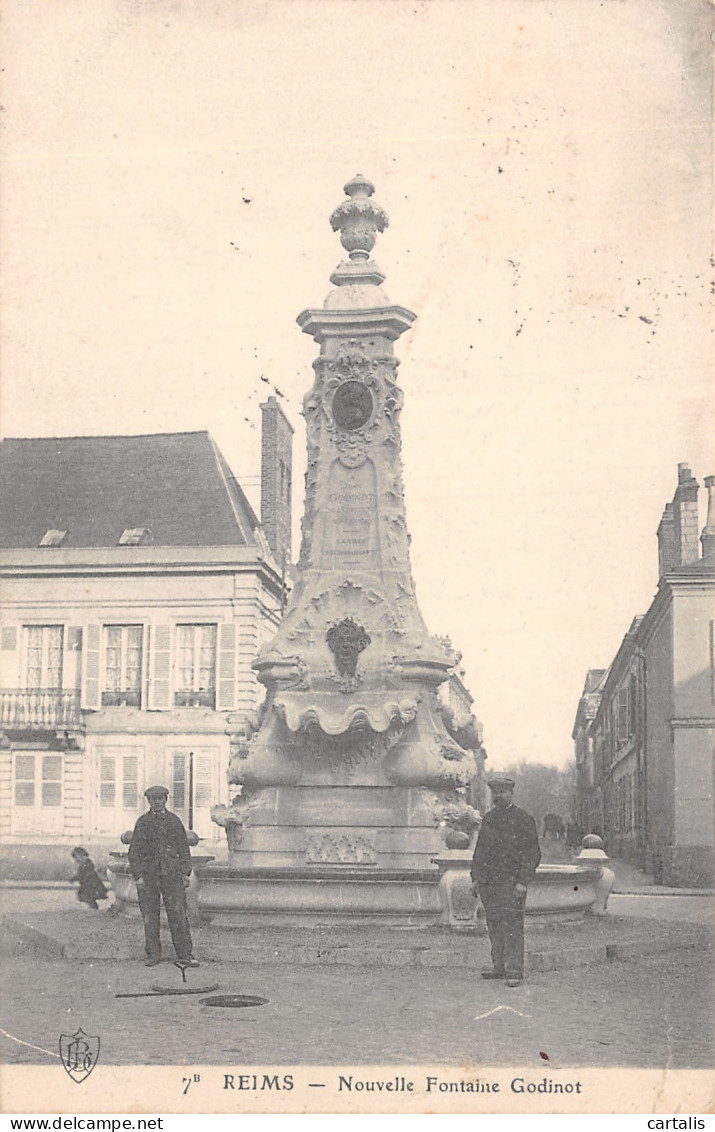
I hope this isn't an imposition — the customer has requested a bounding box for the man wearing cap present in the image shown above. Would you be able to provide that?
[128,786,199,968]
[471,775,541,987]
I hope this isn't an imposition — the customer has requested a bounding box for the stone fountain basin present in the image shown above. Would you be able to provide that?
[108,852,215,907]
[431,853,604,921]
[525,862,602,917]
[108,851,602,922]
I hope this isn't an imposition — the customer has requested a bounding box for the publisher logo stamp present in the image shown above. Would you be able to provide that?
[59,1028,100,1083]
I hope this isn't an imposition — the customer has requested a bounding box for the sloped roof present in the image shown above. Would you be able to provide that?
[0,432,260,549]
[583,668,607,694]
[572,668,608,737]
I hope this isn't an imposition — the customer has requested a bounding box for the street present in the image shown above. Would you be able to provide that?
[0,885,712,1070]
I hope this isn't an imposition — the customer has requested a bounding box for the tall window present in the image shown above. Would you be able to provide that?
[14,753,62,808]
[175,624,216,708]
[103,625,143,707]
[94,747,143,835]
[25,626,63,689]
[628,673,637,738]
[11,752,64,835]
[616,686,629,745]
[170,749,217,838]
[100,751,139,809]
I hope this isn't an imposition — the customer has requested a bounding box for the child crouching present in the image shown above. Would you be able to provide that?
[70,847,108,910]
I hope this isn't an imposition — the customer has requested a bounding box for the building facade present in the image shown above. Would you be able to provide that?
[0,419,291,874]
[572,666,607,838]
[574,465,715,885]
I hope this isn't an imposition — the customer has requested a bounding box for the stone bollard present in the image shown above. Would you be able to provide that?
[574,834,615,915]
[185,869,202,927]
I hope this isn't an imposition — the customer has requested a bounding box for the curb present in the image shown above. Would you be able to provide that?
[0,881,74,889]
[612,888,714,897]
[0,917,66,959]
[605,933,711,961]
[1,915,710,971]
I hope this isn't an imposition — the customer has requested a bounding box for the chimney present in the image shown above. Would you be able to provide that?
[672,462,700,566]
[657,502,676,578]
[260,396,294,571]
[701,475,715,559]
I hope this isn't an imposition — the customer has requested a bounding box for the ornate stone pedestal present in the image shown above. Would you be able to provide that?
[211,178,479,914]
[574,835,615,915]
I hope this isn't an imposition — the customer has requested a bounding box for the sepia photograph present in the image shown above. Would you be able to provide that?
[0,0,713,1118]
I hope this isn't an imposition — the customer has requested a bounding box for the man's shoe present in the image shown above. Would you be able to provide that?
[144,957,161,967]
[506,978,523,987]
[481,969,506,979]
[182,958,200,968]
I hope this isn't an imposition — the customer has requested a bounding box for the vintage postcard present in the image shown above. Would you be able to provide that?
[1,0,712,1119]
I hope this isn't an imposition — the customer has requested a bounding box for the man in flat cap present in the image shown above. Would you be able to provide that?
[471,775,541,987]
[128,786,199,968]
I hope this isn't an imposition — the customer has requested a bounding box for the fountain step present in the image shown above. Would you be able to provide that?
[1,910,709,971]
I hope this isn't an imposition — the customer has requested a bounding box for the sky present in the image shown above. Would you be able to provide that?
[2,0,712,770]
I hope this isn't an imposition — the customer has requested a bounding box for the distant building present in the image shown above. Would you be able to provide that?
[0,407,292,872]
[574,464,715,886]
[572,666,607,837]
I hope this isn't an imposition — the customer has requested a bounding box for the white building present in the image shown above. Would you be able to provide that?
[574,464,715,885]
[0,413,292,875]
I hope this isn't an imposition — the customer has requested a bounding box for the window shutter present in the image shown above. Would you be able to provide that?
[216,622,238,711]
[100,754,116,808]
[148,624,172,710]
[617,686,628,743]
[122,755,138,810]
[1,627,18,652]
[195,754,214,809]
[0,625,18,687]
[82,624,101,710]
[171,752,186,810]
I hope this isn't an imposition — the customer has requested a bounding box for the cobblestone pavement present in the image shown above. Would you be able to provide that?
[0,946,711,1070]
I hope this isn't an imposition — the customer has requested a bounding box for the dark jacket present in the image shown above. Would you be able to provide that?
[72,857,108,904]
[471,804,541,889]
[128,809,192,886]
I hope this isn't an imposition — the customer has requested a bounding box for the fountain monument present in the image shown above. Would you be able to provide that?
[208,176,480,915]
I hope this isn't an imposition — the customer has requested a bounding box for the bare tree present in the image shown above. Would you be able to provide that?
[498,760,577,833]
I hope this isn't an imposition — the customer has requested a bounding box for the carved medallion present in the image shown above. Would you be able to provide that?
[332,380,374,431]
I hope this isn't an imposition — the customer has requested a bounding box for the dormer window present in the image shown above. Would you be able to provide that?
[38,530,67,547]
[118,527,149,546]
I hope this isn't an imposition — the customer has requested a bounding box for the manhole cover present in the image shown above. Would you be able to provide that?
[199,995,269,1008]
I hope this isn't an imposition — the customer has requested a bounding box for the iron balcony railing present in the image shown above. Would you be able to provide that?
[101,690,142,708]
[0,689,82,729]
[174,688,216,709]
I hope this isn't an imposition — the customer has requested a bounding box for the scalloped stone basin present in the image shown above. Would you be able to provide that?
[431,853,607,929]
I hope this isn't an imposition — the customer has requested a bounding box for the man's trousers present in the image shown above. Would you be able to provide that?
[137,875,193,961]
[479,883,526,978]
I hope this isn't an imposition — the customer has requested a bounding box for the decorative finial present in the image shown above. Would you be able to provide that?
[329,174,389,261]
